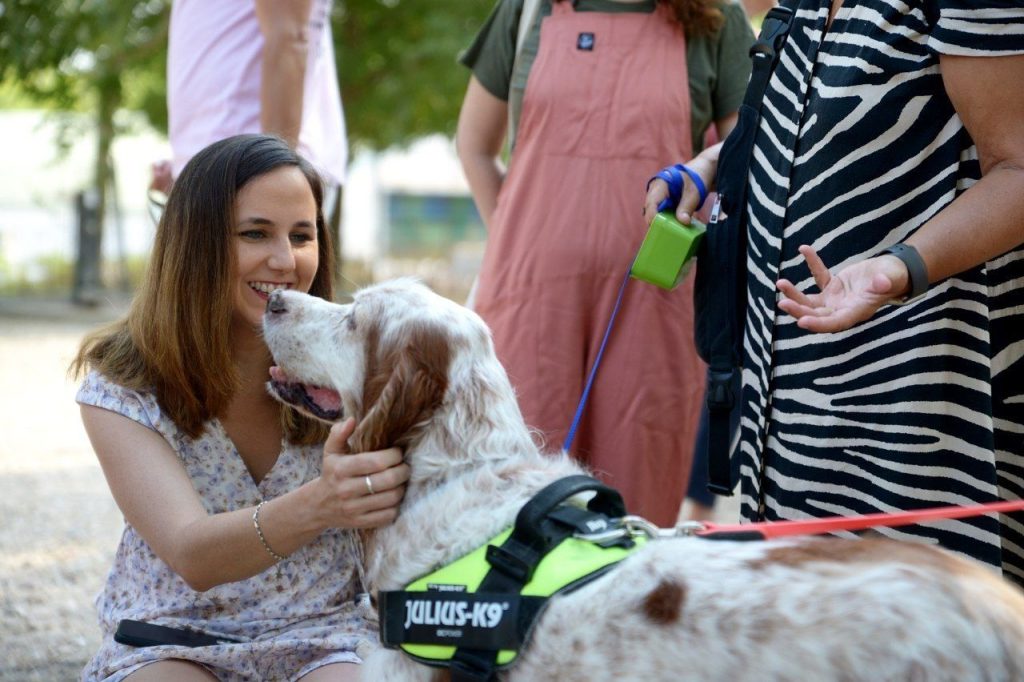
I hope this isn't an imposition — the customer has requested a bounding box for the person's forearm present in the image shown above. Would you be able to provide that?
[256,0,315,147]
[169,481,326,591]
[460,152,505,229]
[913,53,1024,286]
[456,77,509,229]
[260,31,308,147]
[696,142,723,189]
[905,163,1024,284]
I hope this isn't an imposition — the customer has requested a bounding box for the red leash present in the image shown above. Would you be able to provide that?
[695,499,1024,540]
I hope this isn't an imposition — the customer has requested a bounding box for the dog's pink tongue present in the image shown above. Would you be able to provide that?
[268,366,340,413]
[305,385,341,412]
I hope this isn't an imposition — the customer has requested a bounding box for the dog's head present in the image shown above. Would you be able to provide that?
[262,278,512,455]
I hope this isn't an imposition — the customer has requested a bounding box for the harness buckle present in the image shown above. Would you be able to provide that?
[706,371,735,411]
[675,520,708,537]
[621,515,662,538]
[450,652,496,682]
[485,543,535,584]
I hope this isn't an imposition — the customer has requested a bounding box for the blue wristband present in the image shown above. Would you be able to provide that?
[647,163,708,214]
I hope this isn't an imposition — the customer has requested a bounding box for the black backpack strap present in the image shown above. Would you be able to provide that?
[704,5,794,496]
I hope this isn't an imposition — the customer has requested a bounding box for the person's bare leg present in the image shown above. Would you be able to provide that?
[124,659,218,681]
[678,497,716,523]
[297,662,361,681]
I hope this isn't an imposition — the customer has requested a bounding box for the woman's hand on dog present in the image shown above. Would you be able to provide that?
[312,418,409,529]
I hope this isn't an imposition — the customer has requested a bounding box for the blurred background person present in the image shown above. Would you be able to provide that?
[152,0,347,219]
[456,0,755,525]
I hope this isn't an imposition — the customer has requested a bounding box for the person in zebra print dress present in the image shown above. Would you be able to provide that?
[646,0,1024,584]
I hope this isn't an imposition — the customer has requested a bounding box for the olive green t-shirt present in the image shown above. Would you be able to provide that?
[459,0,756,154]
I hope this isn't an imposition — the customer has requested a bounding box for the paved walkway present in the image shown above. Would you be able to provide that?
[0,300,126,680]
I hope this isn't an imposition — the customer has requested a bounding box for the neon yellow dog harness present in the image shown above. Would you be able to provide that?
[377,476,643,681]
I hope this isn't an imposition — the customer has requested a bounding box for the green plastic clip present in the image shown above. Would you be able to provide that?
[630,212,706,290]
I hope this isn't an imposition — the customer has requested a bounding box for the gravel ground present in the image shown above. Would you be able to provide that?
[0,296,740,681]
[0,300,127,682]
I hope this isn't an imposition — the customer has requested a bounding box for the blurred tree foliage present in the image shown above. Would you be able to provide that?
[335,0,494,149]
[0,0,495,294]
[0,1,169,117]
[0,0,495,151]
[0,0,169,301]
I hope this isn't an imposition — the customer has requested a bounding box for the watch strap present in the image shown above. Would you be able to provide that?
[878,243,928,302]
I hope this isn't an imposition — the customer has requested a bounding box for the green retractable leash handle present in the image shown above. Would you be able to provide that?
[630,212,706,289]
[631,162,709,289]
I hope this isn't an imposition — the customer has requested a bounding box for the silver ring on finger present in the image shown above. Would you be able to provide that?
[364,475,375,496]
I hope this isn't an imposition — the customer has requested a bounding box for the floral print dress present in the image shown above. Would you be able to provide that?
[77,371,376,681]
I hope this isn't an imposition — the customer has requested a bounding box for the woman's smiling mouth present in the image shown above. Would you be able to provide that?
[249,281,292,300]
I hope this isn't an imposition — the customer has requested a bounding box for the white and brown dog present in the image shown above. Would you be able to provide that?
[263,279,1024,682]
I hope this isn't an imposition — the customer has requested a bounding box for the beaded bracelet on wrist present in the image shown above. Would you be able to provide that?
[252,500,286,562]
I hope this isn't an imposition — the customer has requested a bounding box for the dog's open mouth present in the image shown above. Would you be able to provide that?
[268,366,343,421]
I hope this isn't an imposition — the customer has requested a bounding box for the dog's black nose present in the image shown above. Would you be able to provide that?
[267,290,287,314]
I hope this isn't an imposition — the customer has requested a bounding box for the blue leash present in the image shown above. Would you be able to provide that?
[563,162,702,451]
[562,267,633,451]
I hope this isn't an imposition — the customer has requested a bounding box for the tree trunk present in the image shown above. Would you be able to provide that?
[331,184,345,293]
[73,76,120,305]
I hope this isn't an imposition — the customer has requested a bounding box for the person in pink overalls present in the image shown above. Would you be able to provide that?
[457,0,754,525]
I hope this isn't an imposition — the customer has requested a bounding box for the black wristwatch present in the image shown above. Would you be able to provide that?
[877,243,929,303]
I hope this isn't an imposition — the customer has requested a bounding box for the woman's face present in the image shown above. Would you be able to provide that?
[230,166,320,331]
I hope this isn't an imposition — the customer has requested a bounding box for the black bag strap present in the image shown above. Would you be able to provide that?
[743,5,794,113]
[706,369,738,495]
[706,4,794,496]
[717,4,793,233]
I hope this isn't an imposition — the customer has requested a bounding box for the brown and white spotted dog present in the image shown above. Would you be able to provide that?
[263,278,1024,682]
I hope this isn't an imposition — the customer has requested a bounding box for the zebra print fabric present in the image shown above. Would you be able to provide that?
[738,0,1024,584]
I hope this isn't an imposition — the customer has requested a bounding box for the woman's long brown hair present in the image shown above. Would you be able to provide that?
[71,134,333,445]
[556,0,725,38]
[663,0,725,38]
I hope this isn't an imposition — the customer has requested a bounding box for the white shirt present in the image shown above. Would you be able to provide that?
[168,0,347,185]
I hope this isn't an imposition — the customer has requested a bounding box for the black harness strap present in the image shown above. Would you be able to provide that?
[449,476,626,681]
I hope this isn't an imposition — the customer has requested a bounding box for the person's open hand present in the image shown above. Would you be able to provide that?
[776,245,910,333]
[150,160,174,196]
[314,418,409,530]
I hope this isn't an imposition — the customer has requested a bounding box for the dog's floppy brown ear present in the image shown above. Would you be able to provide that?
[351,319,451,452]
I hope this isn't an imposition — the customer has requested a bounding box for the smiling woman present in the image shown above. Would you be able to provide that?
[68,135,410,682]
[76,135,334,442]
[230,166,320,331]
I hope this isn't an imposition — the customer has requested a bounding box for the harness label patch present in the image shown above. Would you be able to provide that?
[385,592,524,650]
[404,597,509,630]
[577,32,595,50]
